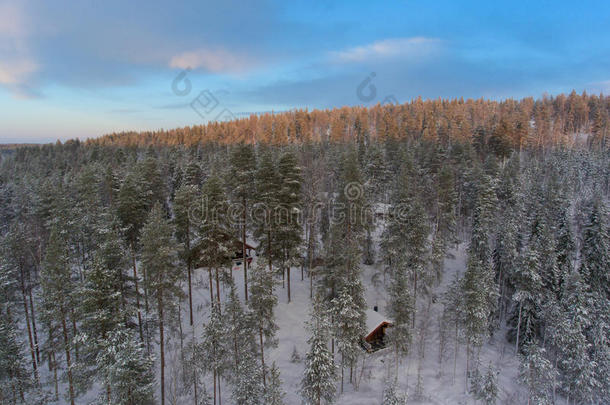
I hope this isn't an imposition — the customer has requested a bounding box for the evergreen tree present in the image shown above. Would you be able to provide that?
[116,171,148,339]
[276,151,302,303]
[39,227,77,405]
[518,344,555,405]
[253,149,281,278]
[0,308,32,403]
[200,302,229,405]
[174,183,199,325]
[228,144,257,301]
[248,261,279,386]
[301,294,337,405]
[331,284,364,392]
[140,203,182,405]
[264,362,286,405]
[95,327,155,405]
[382,379,407,405]
[197,174,233,304]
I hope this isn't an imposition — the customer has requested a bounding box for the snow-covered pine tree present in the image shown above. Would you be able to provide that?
[173,183,199,326]
[331,284,364,393]
[276,150,302,303]
[75,227,136,397]
[551,271,597,403]
[140,203,182,405]
[228,143,257,301]
[39,226,77,405]
[197,173,234,305]
[264,362,286,405]
[116,170,148,339]
[248,260,279,386]
[518,343,555,405]
[0,295,32,403]
[382,379,407,405]
[301,294,337,405]
[95,327,155,405]
[253,149,281,278]
[462,173,498,367]
[200,301,229,405]
[231,349,264,405]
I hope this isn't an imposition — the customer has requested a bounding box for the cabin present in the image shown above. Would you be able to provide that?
[362,309,392,353]
[231,240,256,270]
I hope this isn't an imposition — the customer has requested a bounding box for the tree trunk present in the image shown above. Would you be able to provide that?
[27,273,40,364]
[515,301,522,354]
[71,309,79,361]
[159,292,166,405]
[20,279,38,382]
[132,247,143,342]
[208,268,214,303]
[187,259,194,326]
[213,369,217,405]
[50,351,58,400]
[215,267,221,306]
[61,313,75,405]
[187,224,194,326]
[287,265,291,303]
[242,198,248,301]
[341,353,344,393]
[260,328,267,387]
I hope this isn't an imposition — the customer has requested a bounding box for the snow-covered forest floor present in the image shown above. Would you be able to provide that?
[152,242,527,405]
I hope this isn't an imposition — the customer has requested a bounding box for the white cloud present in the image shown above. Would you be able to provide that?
[169,48,255,74]
[331,37,442,63]
[0,0,39,97]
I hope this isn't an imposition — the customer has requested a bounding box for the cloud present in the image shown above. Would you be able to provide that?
[169,48,256,74]
[330,37,442,63]
[0,0,40,97]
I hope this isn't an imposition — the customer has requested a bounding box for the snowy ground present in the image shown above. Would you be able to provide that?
[41,242,528,404]
[173,242,526,405]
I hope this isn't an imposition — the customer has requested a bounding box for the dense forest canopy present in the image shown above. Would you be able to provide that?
[84,91,609,151]
[0,91,608,405]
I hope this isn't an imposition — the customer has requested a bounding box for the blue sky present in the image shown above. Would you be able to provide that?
[1,0,609,143]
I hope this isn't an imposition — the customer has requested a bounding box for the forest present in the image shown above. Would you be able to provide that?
[0,92,608,404]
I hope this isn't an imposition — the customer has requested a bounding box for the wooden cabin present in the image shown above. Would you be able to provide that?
[231,240,256,270]
[362,309,393,352]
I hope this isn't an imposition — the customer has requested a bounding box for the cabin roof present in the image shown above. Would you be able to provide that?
[365,309,391,334]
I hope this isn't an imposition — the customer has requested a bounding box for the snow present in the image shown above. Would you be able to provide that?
[41,242,528,404]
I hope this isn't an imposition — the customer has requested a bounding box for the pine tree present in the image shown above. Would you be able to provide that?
[174,183,199,325]
[0,305,32,403]
[301,294,337,405]
[39,226,77,405]
[253,149,281,279]
[75,226,137,397]
[276,151,302,303]
[231,350,264,405]
[140,203,182,405]
[200,301,229,405]
[331,284,364,393]
[197,174,233,305]
[462,174,498,366]
[95,327,155,405]
[382,379,407,405]
[264,362,286,405]
[229,144,257,301]
[116,171,148,339]
[248,261,278,386]
[518,344,555,405]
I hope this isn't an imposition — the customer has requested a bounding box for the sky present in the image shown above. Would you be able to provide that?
[1,0,610,143]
